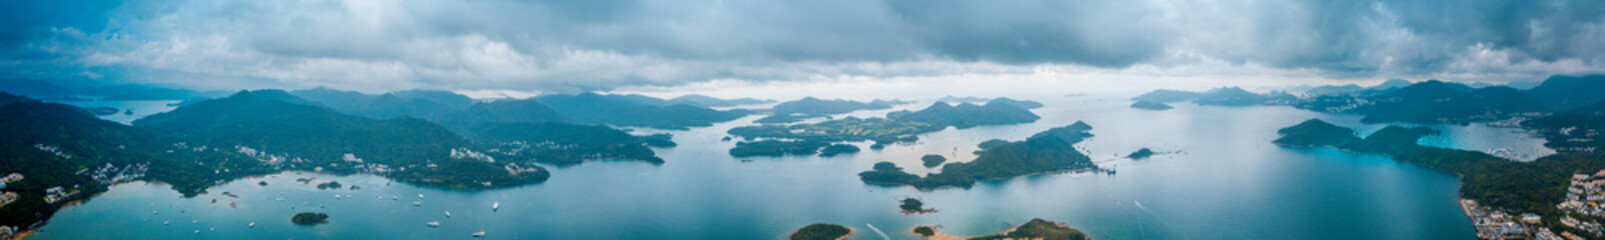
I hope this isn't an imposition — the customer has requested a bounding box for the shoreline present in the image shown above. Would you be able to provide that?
[787,226,855,240]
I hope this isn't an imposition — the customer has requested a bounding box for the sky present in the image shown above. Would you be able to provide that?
[2,0,1603,95]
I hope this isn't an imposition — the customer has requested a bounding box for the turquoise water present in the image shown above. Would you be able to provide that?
[30,95,1536,239]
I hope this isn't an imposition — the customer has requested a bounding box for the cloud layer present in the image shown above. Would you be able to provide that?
[3,0,1603,92]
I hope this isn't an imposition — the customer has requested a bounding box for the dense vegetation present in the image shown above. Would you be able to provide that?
[910,218,1087,240]
[913,226,935,237]
[0,96,279,229]
[1348,81,1542,124]
[1275,119,1605,236]
[968,218,1089,240]
[860,122,1096,189]
[289,87,473,119]
[476,122,670,166]
[817,144,861,157]
[789,223,852,240]
[1524,101,1605,152]
[290,212,330,225]
[728,140,831,158]
[426,98,572,135]
[921,154,947,168]
[1129,100,1173,110]
[1129,148,1155,159]
[756,97,901,124]
[134,90,549,190]
[899,197,928,212]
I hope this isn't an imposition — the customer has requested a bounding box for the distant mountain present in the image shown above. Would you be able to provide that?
[1304,84,1364,96]
[1193,87,1275,106]
[426,99,573,135]
[667,94,772,107]
[986,98,1044,109]
[533,93,750,129]
[1130,90,1202,103]
[1370,79,1415,90]
[289,87,470,119]
[0,79,198,100]
[391,90,477,110]
[1527,75,1605,110]
[890,101,1040,129]
[475,122,669,166]
[0,79,72,97]
[1350,81,1543,124]
[135,90,549,190]
[756,97,899,124]
[1133,87,1293,107]
[0,92,35,106]
[937,95,990,103]
[1130,100,1173,110]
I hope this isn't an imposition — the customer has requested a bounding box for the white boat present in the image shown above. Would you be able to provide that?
[413,201,422,206]
[163,221,170,225]
[418,194,424,198]
[153,210,159,215]
[249,222,255,228]
[426,221,440,227]
[493,202,499,211]
[473,231,486,237]
[445,211,451,217]
[194,230,200,235]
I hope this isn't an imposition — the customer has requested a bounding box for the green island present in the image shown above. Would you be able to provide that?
[859,121,1097,189]
[315,181,343,190]
[729,140,831,158]
[900,197,935,214]
[727,101,1039,157]
[1129,148,1155,159]
[1129,100,1173,110]
[922,154,948,168]
[789,223,854,240]
[1275,118,1605,236]
[818,144,861,157]
[290,212,330,225]
[910,218,1088,240]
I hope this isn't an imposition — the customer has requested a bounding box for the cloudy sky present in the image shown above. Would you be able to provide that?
[3,0,1603,94]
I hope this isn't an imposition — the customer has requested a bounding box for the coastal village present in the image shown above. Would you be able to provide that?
[1461,169,1605,240]
[1,173,24,238]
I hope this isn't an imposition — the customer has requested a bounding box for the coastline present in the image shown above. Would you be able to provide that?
[787,226,855,240]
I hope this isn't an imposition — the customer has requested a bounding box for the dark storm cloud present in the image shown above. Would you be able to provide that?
[0,0,1602,91]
